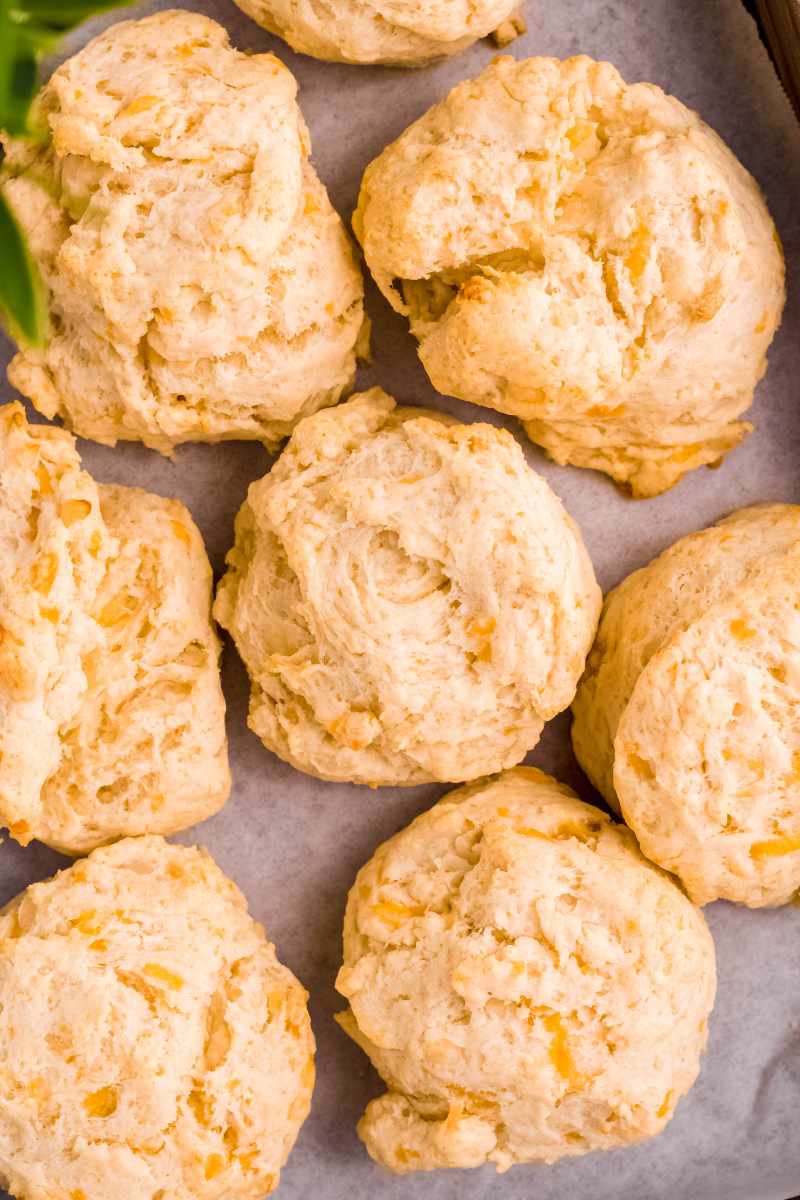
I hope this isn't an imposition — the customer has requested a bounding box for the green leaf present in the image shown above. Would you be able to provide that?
[0,0,129,345]
[0,24,56,136]
[8,1,131,33]
[0,190,45,346]
[0,0,130,137]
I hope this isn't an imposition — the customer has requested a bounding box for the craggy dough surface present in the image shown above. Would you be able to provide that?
[337,767,716,1172]
[1,10,366,453]
[0,403,230,855]
[214,389,600,785]
[572,504,800,906]
[0,837,315,1200]
[232,0,524,66]
[355,55,784,495]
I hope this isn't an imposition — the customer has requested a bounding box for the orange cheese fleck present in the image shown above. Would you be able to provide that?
[143,963,184,990]
[84,1086,118,1117]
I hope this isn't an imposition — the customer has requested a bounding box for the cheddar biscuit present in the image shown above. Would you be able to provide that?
[354,55,784,495]
[336,767,716,1171]
[2,10,366,453]
[572,503,800,907]
[214,389,600,785]
[0,403,229,854]
[232,0,525,66]
[0,837,314,1199]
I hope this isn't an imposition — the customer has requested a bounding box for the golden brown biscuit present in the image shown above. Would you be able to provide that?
[0,403,230,854]
[2,10,366,453]
[232,0,525,66]
[0,837,314,1199]
[572,504,800,906]
[337,767,716,1171]
[214,389,600,785]
[354,55,784,496]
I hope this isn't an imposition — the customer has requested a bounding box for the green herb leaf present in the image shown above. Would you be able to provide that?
[0,23,57,137]
[8,1,131,34]
[0,190,45,345]
[0,0,126,137]
[0,0,128,344]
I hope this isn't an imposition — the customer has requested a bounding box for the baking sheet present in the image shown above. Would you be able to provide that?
[1,0,799,1197]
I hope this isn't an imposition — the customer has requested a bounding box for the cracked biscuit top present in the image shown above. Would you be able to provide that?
[336,767,716,1172]
[1,10,366,453]
[213,389,600,786]
[0,403,230,855]
[573,503,800,907]
[231,0,524,66]
[0,837,314,1200]
[354,55,784,496]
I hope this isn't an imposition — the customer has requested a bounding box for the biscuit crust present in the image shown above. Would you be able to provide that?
[572,504,800,906]
[232,0,524,66]
[0,403,230,854]
[337,767,716,1172]
[2,11,366,453]
[354,56,784,495]
[214,389,600,785]
[0,837,314,1200]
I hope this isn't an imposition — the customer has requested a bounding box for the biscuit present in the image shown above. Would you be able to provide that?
[232,0,525,66]
[0,836,314,1200]
[354,55,784,496]
[1,10,366,453]
[0,403,230,855]
[336,767,716,1172]
[214,389,600,786]
[572,504,800,906]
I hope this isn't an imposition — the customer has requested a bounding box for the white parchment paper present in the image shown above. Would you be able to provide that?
[1,1,799,1198]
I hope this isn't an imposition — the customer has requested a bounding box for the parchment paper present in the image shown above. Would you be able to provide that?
[1,1,799,1197]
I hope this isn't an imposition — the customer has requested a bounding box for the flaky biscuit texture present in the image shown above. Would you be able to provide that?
[573,504,800,906]
[214,389,600,785]
[336,767,716,1172]
[0,403,229,854]
[0,837,314,1200]
[233,0,524,65]
[2,10,365,453]
[355,55,784,495]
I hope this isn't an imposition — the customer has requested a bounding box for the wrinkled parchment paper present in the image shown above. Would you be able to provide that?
[1,1,799,1197]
